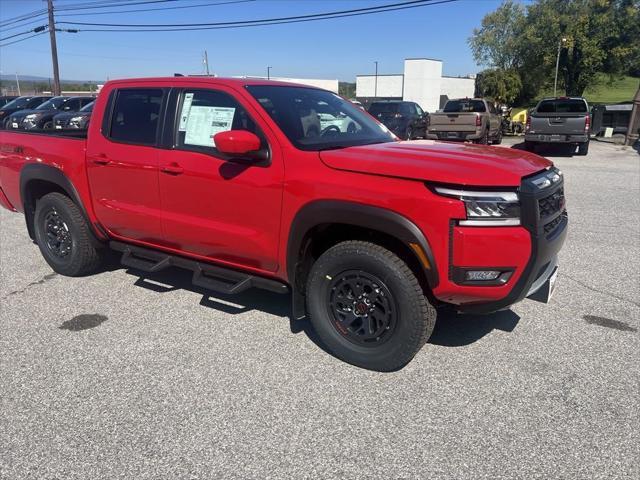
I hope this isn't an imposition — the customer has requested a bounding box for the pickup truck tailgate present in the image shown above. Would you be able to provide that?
[429,113,478,132]
[529,113,588,135]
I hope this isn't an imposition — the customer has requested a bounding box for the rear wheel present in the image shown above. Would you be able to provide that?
[33,192,104,276]
[475,128,489,145]
[577,141,589,156]
[306,241,436,371]
[42,120,53,130]
[493,128,503,145]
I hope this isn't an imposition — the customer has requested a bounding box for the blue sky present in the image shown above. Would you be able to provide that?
[0,0,509,82]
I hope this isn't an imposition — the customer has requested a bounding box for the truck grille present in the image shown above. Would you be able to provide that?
[538,188,565,219]
[543,212,567,235]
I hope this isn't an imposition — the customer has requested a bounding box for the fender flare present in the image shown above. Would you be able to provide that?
[287,200,439,319]
[19,163,103,243]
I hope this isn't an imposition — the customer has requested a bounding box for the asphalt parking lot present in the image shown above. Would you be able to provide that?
[1,138,638,479]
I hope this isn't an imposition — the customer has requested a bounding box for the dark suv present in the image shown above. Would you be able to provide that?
[367,101,428,140]
[0,96,52,128]
[8,96,94,130]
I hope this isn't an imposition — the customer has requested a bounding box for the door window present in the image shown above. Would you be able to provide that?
[108,88,164,146]
[175,89,260,154]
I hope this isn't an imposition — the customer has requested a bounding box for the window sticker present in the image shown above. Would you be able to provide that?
[178,93,194,132]
[184,106,236,147]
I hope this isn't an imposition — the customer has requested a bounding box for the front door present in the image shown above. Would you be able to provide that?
[157,86,284,273]
[86,88,165,242]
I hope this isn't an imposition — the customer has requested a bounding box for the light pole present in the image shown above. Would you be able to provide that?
[267,66,271,80]
[554,37,567,97]
[374,61,378,98]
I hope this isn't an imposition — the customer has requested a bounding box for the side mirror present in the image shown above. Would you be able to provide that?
[214,130,261,155]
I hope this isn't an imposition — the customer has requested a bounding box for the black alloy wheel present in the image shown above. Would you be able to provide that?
[42,207,73,259]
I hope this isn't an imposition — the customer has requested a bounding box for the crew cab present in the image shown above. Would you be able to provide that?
[0,77,568,371]
[525,97,591,155]
[427,98,502,144]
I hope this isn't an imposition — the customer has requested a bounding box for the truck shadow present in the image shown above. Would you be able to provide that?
[121,264,520,349]
[511,141,578,157]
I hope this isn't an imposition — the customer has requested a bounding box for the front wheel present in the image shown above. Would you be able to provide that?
[34,192,104,276]
[306,241,436,371]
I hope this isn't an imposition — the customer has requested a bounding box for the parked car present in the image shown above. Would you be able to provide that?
[427,98,502,144]
[0,77,567,371]
[53,100,95,130]
[525,97,590,155]
[0,96,18,108]
[8,96,94,131]
[0,95,52,128]
[367,100,428,140]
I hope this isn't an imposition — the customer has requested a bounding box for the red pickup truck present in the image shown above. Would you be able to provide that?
[0,77,567,371]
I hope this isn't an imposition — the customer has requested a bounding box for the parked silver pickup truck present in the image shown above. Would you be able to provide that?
[525,97,590,155]
[426,98,502,144]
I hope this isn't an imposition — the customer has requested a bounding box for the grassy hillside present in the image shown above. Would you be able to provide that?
[538,74,639,104]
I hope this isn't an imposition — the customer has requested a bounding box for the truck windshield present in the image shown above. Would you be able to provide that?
[246,85,395,151]
[443,100,486,113]
[537,99,587,113]
[35,97,66,110]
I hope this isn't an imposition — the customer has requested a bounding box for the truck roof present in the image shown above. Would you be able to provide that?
[103,76,325,90]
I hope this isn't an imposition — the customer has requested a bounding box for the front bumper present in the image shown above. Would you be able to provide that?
[525,133,588,144]
[452,169,568,313]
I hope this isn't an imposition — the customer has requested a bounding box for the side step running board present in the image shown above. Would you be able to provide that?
[110,241,289,296]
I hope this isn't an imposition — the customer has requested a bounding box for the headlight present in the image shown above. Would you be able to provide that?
[25,113,41,120]
[434,187,520,226]
[532,168,562,189]
[70,116,83,122]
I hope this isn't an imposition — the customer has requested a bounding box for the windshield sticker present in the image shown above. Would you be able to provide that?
[184,106,236,147]
[178,93,194,131]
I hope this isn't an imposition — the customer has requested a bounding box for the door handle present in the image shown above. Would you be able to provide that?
[91,153,111,165]
[161,163,184,175]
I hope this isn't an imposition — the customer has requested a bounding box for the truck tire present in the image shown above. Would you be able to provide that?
[577,141,589,156]
[475,128,489,145]
[306,240,436,371]
[33,192,104,276]
[493,128,503,145]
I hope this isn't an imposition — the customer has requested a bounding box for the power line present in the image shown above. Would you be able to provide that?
[0,27,47,43]
[65,0,457,33]
[56,0,180,12]
[57,0,449,27]
[0,32,48,49]
[56,0,255,17]
[0,10,47,28]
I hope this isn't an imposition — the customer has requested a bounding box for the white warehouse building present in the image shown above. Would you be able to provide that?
[356,58,476,113]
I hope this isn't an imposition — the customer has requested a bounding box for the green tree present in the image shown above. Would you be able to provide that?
[469,0,640,100]
[475,68,523,104]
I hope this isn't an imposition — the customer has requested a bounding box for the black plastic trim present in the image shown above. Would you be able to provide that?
[19,163,104,244]
[287,200,439,319]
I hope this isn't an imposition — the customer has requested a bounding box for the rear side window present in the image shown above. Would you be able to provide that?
[176,89,259,153]
[368,103,398,115]
[537,99,587,113]
[109,89,164,146]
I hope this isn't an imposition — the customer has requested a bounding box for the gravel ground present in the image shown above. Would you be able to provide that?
[1,138,638,479]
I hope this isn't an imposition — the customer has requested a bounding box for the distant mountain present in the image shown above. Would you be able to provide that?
[0,74,104,84]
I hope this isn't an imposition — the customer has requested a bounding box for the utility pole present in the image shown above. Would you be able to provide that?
[374,61,378,98]
[553,37,567,97]
[46,0,61,96]
[15,73,21,95]
[267,66,271,80]
[203,50,210,76]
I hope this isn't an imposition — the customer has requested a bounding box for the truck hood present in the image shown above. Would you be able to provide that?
[319,140,552,186]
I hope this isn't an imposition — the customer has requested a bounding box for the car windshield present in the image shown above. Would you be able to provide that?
[80,101,95,112]
[246,85,395,151]
[443,100,486,113]
[537,99,587,113]
[36,97,66,110]
[1,97,31,110]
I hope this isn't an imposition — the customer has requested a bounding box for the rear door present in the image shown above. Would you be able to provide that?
[86,87,166,242]
[157,85,284,272]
